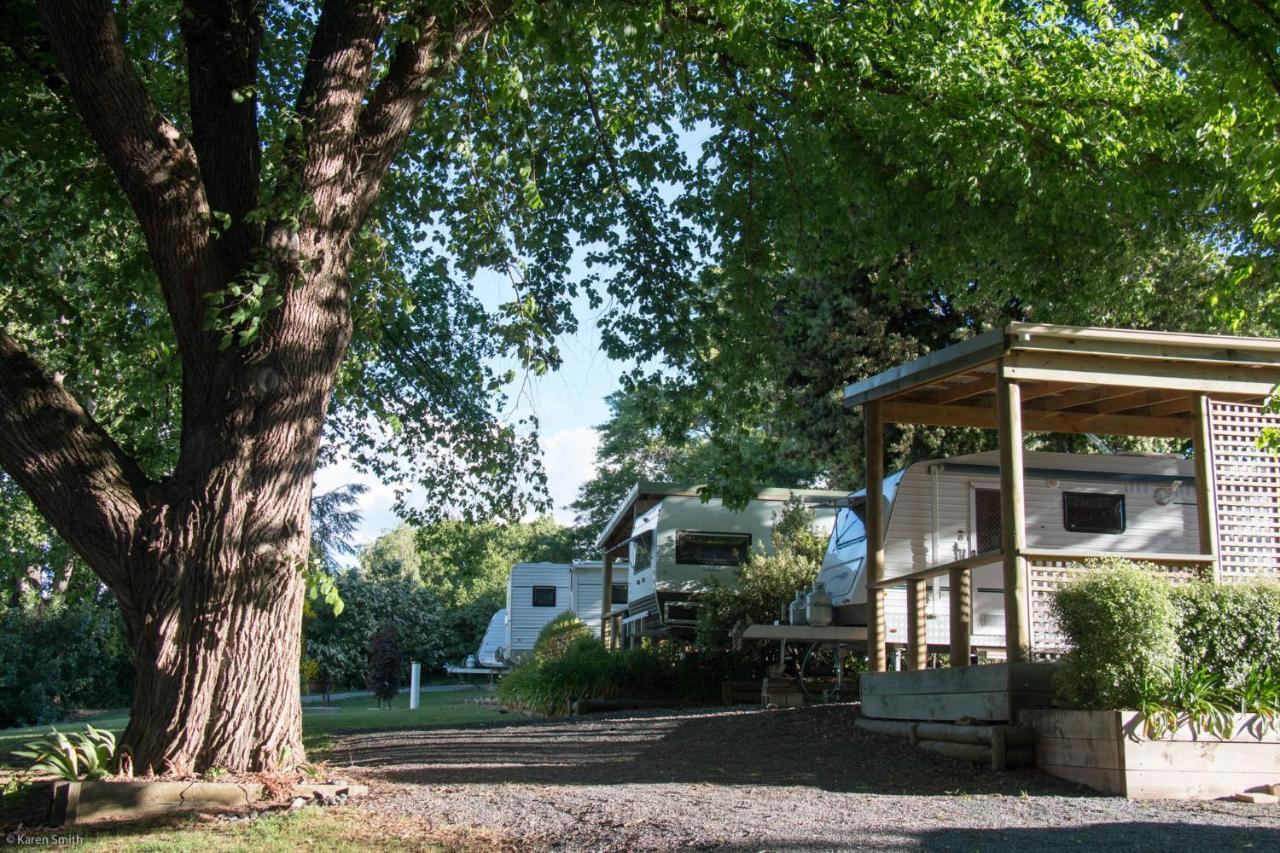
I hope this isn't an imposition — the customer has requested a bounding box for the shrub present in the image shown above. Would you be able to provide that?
[532,612,595,661]
[1171,581,1280,690]
[697,496,827,656]
[1237,662,1280,731]
[303,571,444,690]
[0,599,134,727]
[499,635,613,716]
[366,622,405,706]
[14,725,118,781]
[1051,558,1180,710]
[1138,663,1235,740]
[498,627,683,716]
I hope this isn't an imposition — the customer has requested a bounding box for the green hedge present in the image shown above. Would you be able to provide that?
[1051,559,1280,710]
[0,599,134,727]
[1051,559,1180,710]
[303,571,445,690]
[1172,581,1280,689]
[497,615,727,715]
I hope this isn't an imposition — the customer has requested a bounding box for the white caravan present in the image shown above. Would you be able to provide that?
[598,485,845,642]
[502,561,629,662]
[816,449,1200,650]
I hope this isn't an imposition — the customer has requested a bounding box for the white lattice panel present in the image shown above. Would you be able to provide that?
[1210,401,1280,581]
[1028,559,1199,654]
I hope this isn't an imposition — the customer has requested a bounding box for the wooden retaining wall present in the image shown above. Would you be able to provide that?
[860,663,1056,722]
[1019,709,1280,799]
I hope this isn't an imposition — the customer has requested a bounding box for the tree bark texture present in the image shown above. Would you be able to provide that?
[0,0,511,773]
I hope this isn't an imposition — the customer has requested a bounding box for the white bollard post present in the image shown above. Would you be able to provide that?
[409,661,421,710]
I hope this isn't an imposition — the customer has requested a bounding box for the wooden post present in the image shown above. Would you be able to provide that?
[601,551,614,650]
[907,579,927,670]
[991,727,1008,772]
[997,372,1030,662]
[1192,393,1220,581]
[949,566,971,667]
[865,399,887,673]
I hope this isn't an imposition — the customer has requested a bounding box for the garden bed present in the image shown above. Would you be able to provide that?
[1019,709,1280,800]
[48,780,368,826]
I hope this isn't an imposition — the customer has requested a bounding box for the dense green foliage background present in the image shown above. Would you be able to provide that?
[0,598,133,727]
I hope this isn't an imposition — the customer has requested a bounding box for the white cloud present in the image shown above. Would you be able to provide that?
[313,459,403,550]
[314,425,599,563]
[541,426,600,525]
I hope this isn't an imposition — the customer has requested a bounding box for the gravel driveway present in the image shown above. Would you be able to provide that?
[331,704,1280,851]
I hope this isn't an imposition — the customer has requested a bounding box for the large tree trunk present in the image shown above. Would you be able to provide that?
[122,541,307,774]
[0,0,511,775]
[116,247,348,773]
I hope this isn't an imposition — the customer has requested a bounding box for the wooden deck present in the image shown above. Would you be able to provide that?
[860,662,1056,723]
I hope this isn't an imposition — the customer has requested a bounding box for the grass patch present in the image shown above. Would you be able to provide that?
[0,710,129,769]
[52,805,452,851]
[303,688,502,754]
[0,688,501,770]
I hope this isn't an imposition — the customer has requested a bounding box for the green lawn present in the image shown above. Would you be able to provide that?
[0,710,131,769]
[0,687,502,770]
[302,688,502,752]
[57,805,450,852]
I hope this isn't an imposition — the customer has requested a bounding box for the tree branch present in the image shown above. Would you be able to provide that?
[182,0,265,266]
[35,0,226,363]
[1200,0,1280,100]
[295,0,389,231]
[350,0,513,226]
[0,330,151,591]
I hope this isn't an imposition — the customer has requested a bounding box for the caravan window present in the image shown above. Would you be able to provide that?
[974,489,1002,553]
[611,582,628,604]
[835,507,867,549]
[1063,492,1125,534]
[531,586,557,607]
[630,530,655,570]
[675,531,751,566]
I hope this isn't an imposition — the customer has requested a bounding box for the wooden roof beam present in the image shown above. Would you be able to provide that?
[913,372,997,405]
[1071,389,1185,416]
[1025,383,1145,412]
[1002,351,1280,399]
[1008,325,1280,367]
[1020,382,1081,404]
[1147,395,1197,418]
[882,400,1192,438]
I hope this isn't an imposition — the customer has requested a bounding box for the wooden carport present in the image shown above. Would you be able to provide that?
[845,323,1280,673]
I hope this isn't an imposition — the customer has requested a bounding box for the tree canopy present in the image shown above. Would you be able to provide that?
[6,1,1275,523]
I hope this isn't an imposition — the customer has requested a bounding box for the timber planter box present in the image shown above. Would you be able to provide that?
[860,662,1058,722]
[1019,709,1280,800]
[49,780,369,826]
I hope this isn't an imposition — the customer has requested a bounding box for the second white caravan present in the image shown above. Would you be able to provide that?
[503,561,629,662]
[816,449,1201,651]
